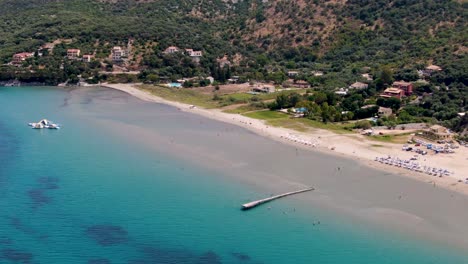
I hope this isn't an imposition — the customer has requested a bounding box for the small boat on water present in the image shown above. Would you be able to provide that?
[28,119,60,129]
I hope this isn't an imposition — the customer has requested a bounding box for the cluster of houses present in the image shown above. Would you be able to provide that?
[11,48,96,65]
[344,80,414,99]
[65,47,127,63]
[336,65,443,99]
[163,46,203,63]
[12,44,205,66]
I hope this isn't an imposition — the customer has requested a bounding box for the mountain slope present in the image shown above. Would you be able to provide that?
[0,0,466,82]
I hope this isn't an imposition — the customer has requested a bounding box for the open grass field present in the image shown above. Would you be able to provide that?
[140,85,220,108]
[368,133,412,144]
[243,110,354,133]
[140,84,308,110]
[138,85,359,135]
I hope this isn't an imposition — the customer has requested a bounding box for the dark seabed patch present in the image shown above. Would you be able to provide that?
[8,216,36,235]
[231,252,251,262]
[86,225,129,246]
[130,246,226,264]
[27,177,59,208]
[80,96,93,105]
[27,189,51,207]
[0,119,18,188]
[0,237,12,245]
[196,251,222,264]
[1,248,33,263]
[131,246,196,263]
[38,177,59,190]
[88,258,111,264]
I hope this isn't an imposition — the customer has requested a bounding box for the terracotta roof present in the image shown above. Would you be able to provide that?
[14,52,33,57]
[393,81,411,87]
[384,87,404,94]
[426,65,442,71]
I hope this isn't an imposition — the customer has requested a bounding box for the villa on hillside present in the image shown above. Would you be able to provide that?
[418,65,443,78]
[293,80,310,89]
[67,49,81,59]
[335,88,348,96]
[349,82,368,90]
[287,71,299,77]
[312,71,324,76]
[164,46,180,54]
[82,54,93,62]
[392,81,413,95]
[185,49,203,63]
[380,87,405,99]
[379,81,413,99]
[12,52,34,65]
[112,46,126,62]
[162,46,202,63]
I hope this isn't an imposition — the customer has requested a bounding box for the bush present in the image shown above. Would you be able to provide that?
[354,120,372,129]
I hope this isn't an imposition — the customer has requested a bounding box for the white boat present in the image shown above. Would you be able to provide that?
[28,119,61,129]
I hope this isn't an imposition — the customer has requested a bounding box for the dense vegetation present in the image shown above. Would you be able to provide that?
[0,0,466,132]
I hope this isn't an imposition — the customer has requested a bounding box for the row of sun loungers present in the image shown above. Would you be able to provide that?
[281,134,318,147]
[374,156,453,178]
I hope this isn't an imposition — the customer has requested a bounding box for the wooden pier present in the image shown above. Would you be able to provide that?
[241,187,314,210]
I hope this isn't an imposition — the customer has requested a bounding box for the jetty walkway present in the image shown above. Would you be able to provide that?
[241,187,314,210]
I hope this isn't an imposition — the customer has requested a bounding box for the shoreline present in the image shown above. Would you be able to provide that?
[100,83,468,195]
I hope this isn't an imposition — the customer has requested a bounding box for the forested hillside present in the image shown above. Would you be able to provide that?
[0,0,466,134]
[1,0,466,69]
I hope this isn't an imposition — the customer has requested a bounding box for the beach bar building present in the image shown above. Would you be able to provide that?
[421,125,452,141]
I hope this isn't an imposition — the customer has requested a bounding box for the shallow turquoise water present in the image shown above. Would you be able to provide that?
[0,86,467,263]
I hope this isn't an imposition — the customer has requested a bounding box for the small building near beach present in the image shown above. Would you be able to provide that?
[421,125,452,141]
[349,82,368,90]
[252,84,275,93]
[378,107,392,117]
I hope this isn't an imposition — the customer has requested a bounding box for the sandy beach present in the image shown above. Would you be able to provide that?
[100,83,468,195]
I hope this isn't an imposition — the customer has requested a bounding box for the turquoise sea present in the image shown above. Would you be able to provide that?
[1,86,467,263]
